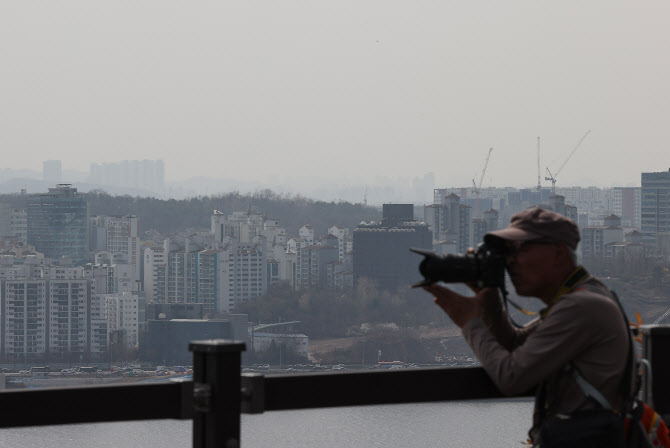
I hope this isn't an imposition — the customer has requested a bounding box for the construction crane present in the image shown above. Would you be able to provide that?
[472,147,493,218]
[536,137,541,191]
[545,130,591,194]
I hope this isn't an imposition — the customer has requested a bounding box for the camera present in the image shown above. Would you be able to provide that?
[410,244,506,288]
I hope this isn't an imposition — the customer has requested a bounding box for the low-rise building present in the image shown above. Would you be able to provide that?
[252,332,309,359]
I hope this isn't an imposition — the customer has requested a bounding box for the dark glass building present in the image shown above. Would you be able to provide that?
[27,184,88,264]
[354,204,432,291]
[139,314,249,364]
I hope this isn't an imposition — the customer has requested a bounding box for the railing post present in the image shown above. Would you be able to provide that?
[190,339,246,448]
[639,325,670,419]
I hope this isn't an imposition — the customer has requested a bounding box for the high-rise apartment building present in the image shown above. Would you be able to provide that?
[197,249,233,314]
[105,292,139,349]
[1,279,48,361]
[195,242,267,314]
[89,294,108,357]
[143,246,167,302]
[89,215,141,281]
[641,170,670,248]
[425,194,471,253]
[299,225,315,243]
[27,184,88,264]
[232,244,266,305]
[287,237,309,290]
[555,187,613,216]
[83,263,133,296]
[148,234,266,314]
[211,211,287,261]
[612,187,641,229]
[164,234,216,304]
[48,279,88,359]
[581,224,624,260]
[328,226,352,262]
[470,209,500,248]
[0,270,118,361]
[212,211,263,243]
[297,244,339,290]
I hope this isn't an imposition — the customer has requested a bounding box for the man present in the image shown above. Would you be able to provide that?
[423,208,629,447]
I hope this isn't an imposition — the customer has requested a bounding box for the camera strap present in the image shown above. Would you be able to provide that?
[540,266,590,318]
[502,266,590,321]
[506,297,540,316]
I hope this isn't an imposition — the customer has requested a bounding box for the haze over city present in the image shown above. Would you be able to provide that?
[3,2,670,447]
[2,1,668,199]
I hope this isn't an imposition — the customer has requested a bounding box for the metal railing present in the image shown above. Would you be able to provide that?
[0,328,668,448]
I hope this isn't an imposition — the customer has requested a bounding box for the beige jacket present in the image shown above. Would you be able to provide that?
[462,277,629,437]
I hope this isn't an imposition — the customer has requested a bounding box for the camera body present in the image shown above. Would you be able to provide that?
[411,244,506,288]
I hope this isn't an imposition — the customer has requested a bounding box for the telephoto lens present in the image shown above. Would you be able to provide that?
[410,244,506,288]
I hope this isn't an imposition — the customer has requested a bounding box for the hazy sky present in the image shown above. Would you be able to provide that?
[1,1,668,190]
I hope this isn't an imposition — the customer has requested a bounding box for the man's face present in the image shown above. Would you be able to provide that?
[505,240,560,298]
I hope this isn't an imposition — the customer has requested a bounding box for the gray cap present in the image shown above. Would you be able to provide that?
[484,208,580,250]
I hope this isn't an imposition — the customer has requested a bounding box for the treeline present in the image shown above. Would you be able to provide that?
[0,189,381,236]
[235,280,451,340]
[235,280,455,364]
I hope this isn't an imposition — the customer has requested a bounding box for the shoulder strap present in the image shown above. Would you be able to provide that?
[537,281,635,421]
[573,283,636,412]
[565,362,614,410]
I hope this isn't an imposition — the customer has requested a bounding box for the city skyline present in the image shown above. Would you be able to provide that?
[0,169,666,364]
[0,160,653,205]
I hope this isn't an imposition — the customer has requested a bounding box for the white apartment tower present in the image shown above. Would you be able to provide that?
[1,276,112,361]
[143,246,167,302]
[211,210,265,243]
[89,215,141,282]
[90,294,108,356]
[164,233,216,304]
[328,226,352,262]
[612,187,641,229]
[197,249,234,314]
[233,244,266,304]
[2,280,48,361]
[105,292,139,349]
[48,279,88,359]
[299,225,315,244]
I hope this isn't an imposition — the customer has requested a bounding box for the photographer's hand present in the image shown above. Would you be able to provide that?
[423,284,487,328]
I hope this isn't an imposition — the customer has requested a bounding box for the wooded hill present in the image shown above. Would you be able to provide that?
[1,189,382,237]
